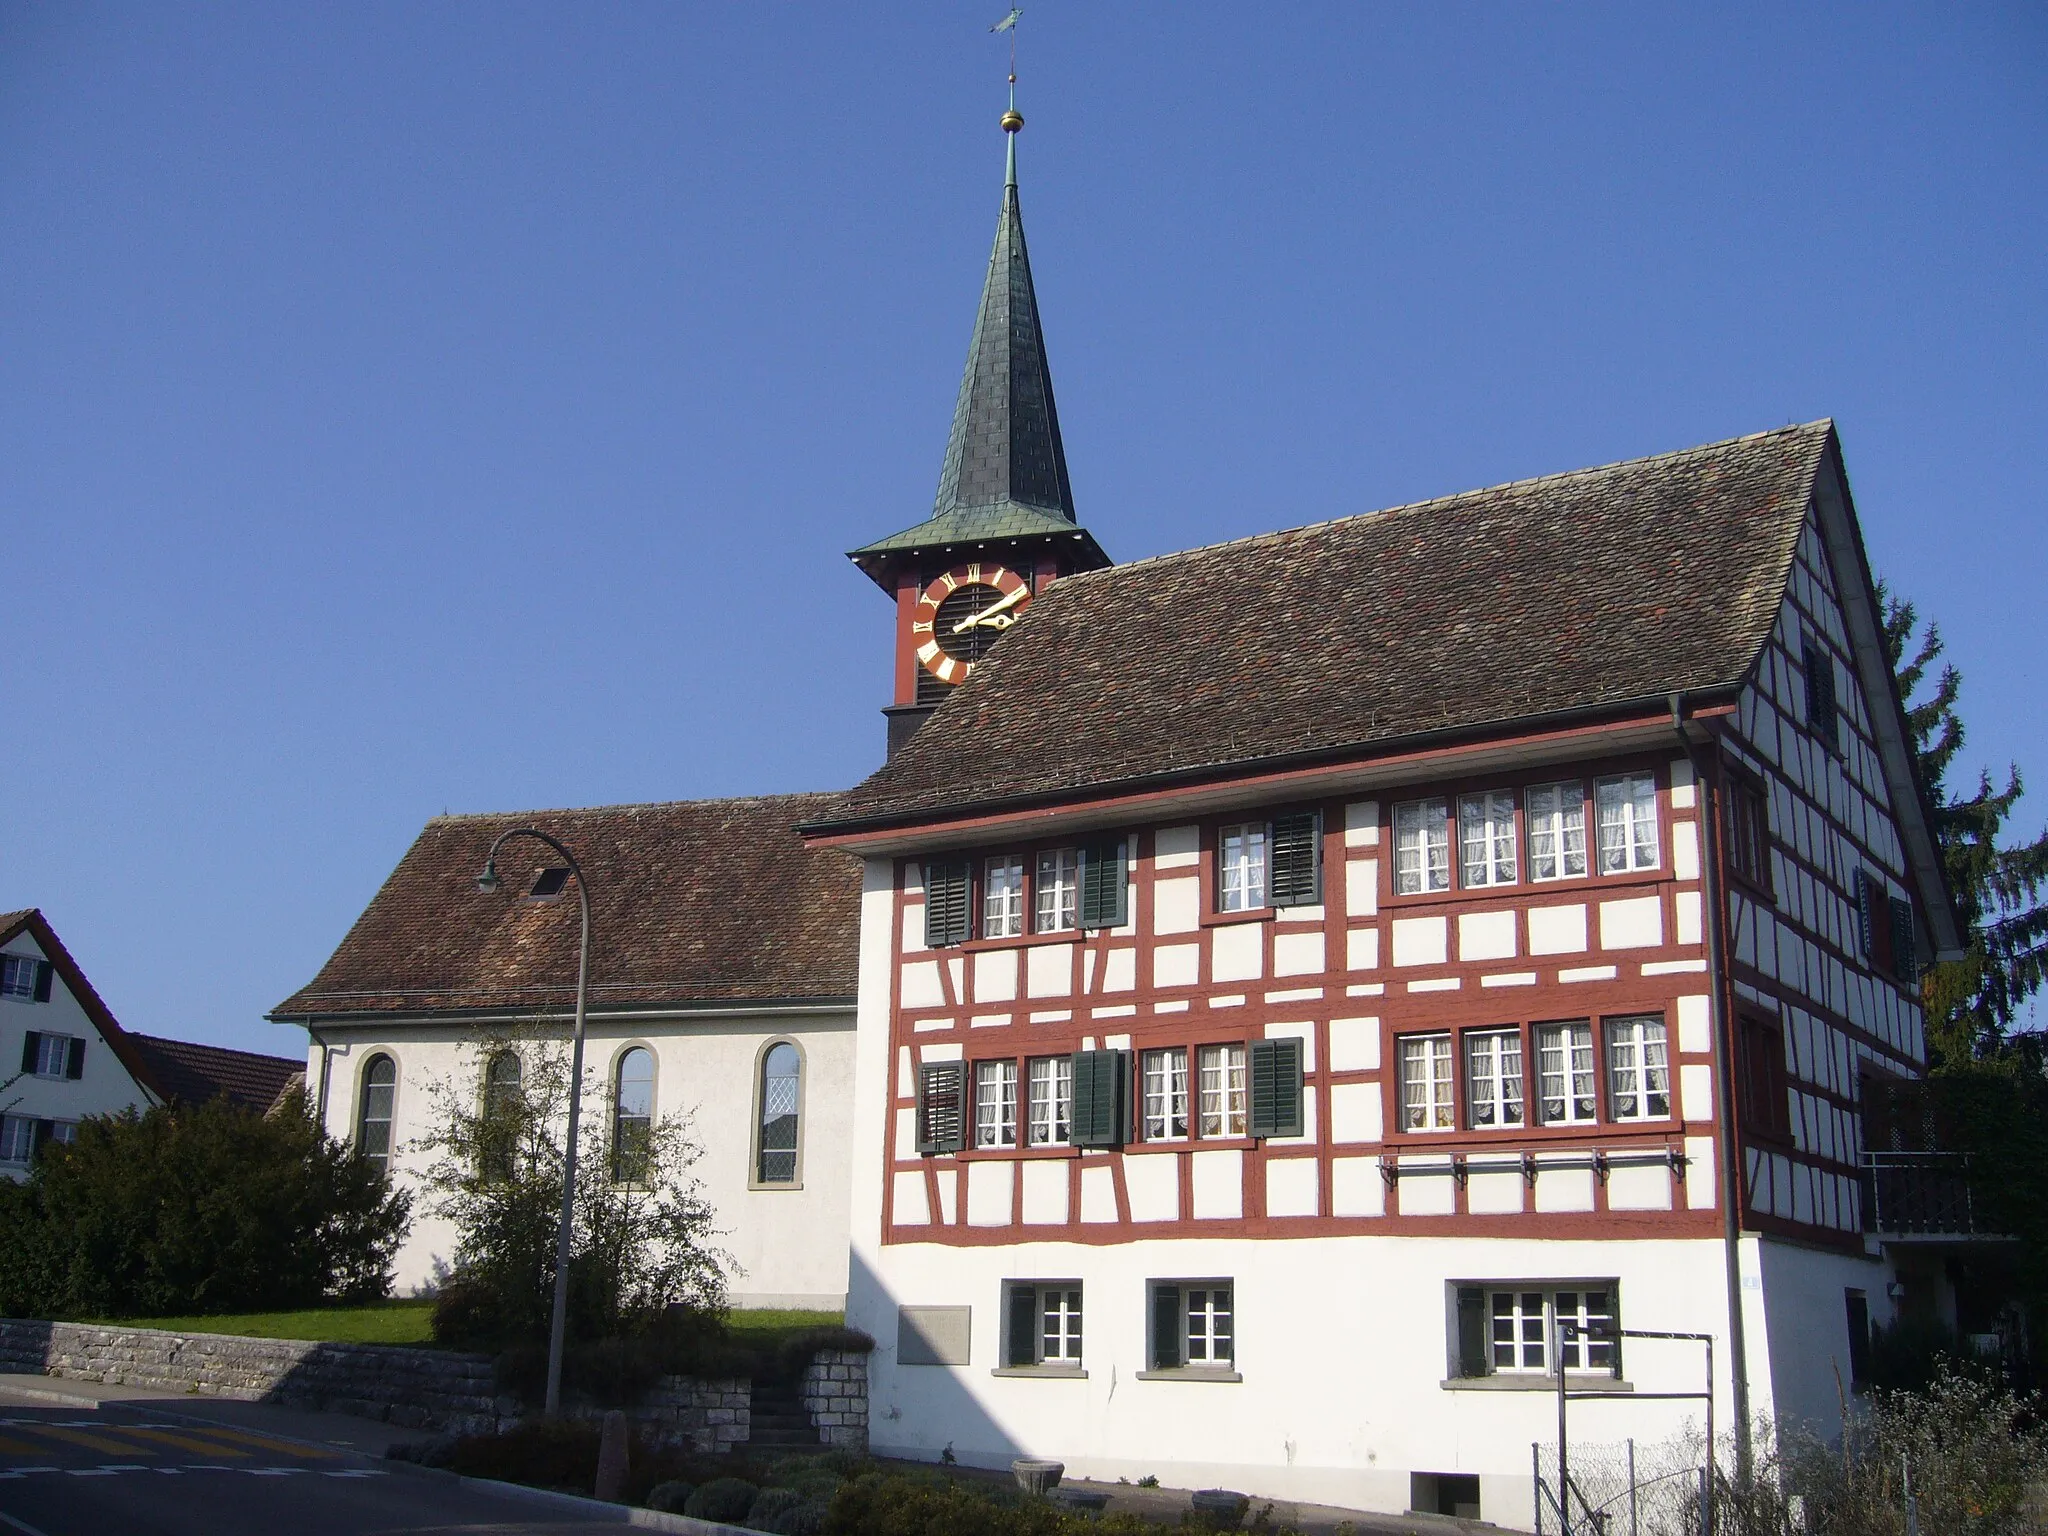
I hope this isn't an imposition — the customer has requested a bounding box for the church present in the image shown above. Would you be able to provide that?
[277,98,1961,1526]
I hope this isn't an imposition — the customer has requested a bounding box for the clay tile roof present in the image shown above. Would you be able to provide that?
[271,792,861,1019]
[125,1034,304,1114]
[818,422,1834,828]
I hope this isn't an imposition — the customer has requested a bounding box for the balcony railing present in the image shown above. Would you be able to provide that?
[1860,1151,1979,1237]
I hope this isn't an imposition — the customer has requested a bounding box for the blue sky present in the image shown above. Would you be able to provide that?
[3,4,2043,1058]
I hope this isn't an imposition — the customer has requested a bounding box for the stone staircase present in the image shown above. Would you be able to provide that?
[747,1375,818,1452]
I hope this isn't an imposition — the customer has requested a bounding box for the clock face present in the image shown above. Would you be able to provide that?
[912,563,1032,684]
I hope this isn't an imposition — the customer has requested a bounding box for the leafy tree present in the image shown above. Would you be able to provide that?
[1883,585,2048,1062]
[414,1027,729,1349]
[0,1088,410,1318]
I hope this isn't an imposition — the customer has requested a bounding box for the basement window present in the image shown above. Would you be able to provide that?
[529,867,571,898]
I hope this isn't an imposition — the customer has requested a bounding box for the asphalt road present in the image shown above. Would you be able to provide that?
[0,1395,646,1536]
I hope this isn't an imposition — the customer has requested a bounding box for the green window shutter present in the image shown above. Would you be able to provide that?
[1007,1285,1038,1367]
[1889,897,1918,983]
[65,1038,84,1081]
[1804,641,1839,751]
[1151,1284,1182,1370]
[1852,870,1876,959]
[20,1032,40,1076]
[1248,1037,1304,1138]
[925,858,972,948]
[916,1062,966,1154]
[1269,812,1322,907]
[32,961,53,1003]
[1068,1049,1127,1148]
[1455,1287,1488,1378]
[1078,839,1128,930]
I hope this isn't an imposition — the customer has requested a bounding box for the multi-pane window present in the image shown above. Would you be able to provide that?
[1401,1033,1455,1132]
[0,955,49,1000]
[27,1033,75,1078]
[983,855,1025,938]
[1394,799,1452,895]
[1464,1029,1525,1129]
[0,1115,36,1163]
[1219,823,1269,912]
[1026,1055,1071,1146]
[479,1051,524,1183]
[1606,1016,1670,1121]
[1727,778,1771,891]
[1197,1043,1247,1138]
[1040,1287,1083,1364]
[1459,791,1518,887]
[357,1054,396,1174]
[1150,1281,1235,1371]
[1527,781,1588,882]
[974,1059,1019,1149]
[612,1046,654,1183]
[1036,848,1079,933]
[1484,1288,1616,1375]
[1595,773,1660,873]
[1537,1022,1597,1124]
[758,1042,802,1182]
[1141,1047,1190,1140]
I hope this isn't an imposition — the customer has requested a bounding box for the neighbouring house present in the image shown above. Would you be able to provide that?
[124,1033,304,1115]
[790,113,1971,1526]
[269,796,863,1308]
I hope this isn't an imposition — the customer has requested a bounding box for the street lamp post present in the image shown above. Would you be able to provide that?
[476,827,591,1420]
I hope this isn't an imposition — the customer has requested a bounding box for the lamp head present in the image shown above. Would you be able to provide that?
[476,859,501,894]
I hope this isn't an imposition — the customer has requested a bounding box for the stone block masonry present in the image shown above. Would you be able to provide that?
[799,1348,869,1450]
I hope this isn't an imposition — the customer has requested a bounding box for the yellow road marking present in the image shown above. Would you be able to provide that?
[166,1424,338,1459]
[111,1426,249,1458]
[18,1424,156,1456]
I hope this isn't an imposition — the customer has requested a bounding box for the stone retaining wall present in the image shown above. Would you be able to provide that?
[799,1348,868,1450]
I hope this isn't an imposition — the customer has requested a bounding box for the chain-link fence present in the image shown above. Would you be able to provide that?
[1535,1437,1714,1536]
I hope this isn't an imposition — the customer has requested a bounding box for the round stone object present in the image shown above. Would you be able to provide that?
[1012,1458,1066,1495]
[1191,1488,1249,1519]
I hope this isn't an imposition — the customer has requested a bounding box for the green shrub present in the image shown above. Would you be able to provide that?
[686,1476,760,1523]
[750,1486,806,1524]
[646,1479,693,1513]
[763,1499,828,1535]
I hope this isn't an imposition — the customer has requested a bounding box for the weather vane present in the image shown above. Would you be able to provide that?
[991,8,1024,132]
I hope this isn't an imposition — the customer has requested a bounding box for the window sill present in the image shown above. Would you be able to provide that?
[1201,908,1271,929]
[1135,1368,1241,1383]
[1382,867,1669,911]
[990,1366,1088,1380]
[1442,1375,1632,1394]
[748,1180,806,1192]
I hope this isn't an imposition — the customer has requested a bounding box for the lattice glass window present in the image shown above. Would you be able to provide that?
[1394,799,1451,894]
[1526,781,1588,881]
[1460,791,1518,887]
[1595,772,1660,873]
[1219,823,1269,912]
[1606,1016,1670,1121]
[1185,1285,1233,1365]
[1490,1290,1550,1372]
[1197,1043,1247,1137]
[1537,1022,1597,1124]
[1401,1033,1455,1131]
[1465,1029,1524,1128]
[1026,1055,1071,1146]
[612,1046,655,1183]
[1142,1047,1189,1140]
[758,1042,801,1183]
[1036,848,1079,933]
[357,1055,396,1174]
[1041,1287,1083,1364]
[983,855,1025,938]
[975,1059,1019,1149]
[1555,1288,1617,1372]
[479,1050,523,1183]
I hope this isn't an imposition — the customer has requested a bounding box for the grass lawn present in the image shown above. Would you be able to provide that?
[85,1299,438,1346]
[724,1307,844,1348]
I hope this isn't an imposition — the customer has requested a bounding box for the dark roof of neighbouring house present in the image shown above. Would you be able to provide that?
[270,793,862,1019]
[814,421,1836,829]
[0,907,168,1103]
[125,1034,303,1114]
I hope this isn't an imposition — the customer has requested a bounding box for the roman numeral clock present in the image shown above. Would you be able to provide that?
[911,563,1033,686]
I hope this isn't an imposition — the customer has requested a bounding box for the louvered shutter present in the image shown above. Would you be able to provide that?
[20,1033,40,1076]
[1852,870,1876,959]
[1248,1038,1304,1138]
[1077,839,1128,930]
[32,961,53,1003]
[1068,1049,1127,1148]
[924,859,972,948]
[65,1038,84,1080]
[1269,812,1321,907]
[1007,1285,1038,1368]
[1455,1287,1488,1378]
[1889,897,1918,983]
[31,1120,53,1156]
[1150,1284,1182,1370]
[916,1062,966,1154]
[1804,641,1839,751]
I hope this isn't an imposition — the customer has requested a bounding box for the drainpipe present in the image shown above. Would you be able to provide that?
[306,1021,333,1128]
[1672,692,1754,1487]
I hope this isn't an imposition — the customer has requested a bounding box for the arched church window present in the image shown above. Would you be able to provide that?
[357,1055,396,1174]
[757,1042,802,1185]
[613,1046,655,1183]
[479,1050,522,1183]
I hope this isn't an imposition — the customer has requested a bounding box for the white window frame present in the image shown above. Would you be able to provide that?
[1459,790,1518,888]
[1483,1285,1618,1376]
[1218,823,1269,912]
[1464,1028,1524,1129]
[1039,1285,1083,1364]
[974,1059,1018,1149]
[1526,780,1588,881]
[1035,848,1079,933]
[1394,798,1452,894]
[0,1115,34,1163]
[29,1033,73,1079]
[0,956,39,999]
[1184,1284,1234,1366]
[1605,1015,1671,1121]
[1196,1043,1247,1138]
[1536,1021,1598,1125]
[1026,1055,1071,1147]
[1141,1046,1189,1141]
[1595,772,1660,874]
[1401,1032,1455,1132]
[983,855,1025,938]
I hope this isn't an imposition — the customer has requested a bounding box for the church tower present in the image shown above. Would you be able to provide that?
[849,102,1110,757]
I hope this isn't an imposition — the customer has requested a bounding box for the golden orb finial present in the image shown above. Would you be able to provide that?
[1001,108,1024,133]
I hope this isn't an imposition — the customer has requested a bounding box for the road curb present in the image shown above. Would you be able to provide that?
[441,1470,759,1533]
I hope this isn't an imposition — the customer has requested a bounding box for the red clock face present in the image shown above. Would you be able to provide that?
[911,563,1032,684]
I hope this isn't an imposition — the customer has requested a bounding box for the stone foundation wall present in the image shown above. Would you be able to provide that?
[799,1348,869,1450]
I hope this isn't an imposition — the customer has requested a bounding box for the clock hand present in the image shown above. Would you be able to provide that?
[951,585,1028,634]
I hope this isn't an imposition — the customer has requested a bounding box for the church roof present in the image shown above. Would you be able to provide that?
[850,134,1107,577]
[271,793,861,1020]
[815,422,1838,828]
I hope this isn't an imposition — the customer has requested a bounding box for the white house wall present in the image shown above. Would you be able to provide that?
[310,1010,855,1308]
[0,930,152,1179]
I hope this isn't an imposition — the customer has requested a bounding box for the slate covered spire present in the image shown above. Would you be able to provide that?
[849,112,1106,578]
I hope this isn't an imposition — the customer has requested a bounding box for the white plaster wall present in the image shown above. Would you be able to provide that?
[311,1005,856,1308]
[0,933,153,1179]
[1752,1235,1891,1432]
